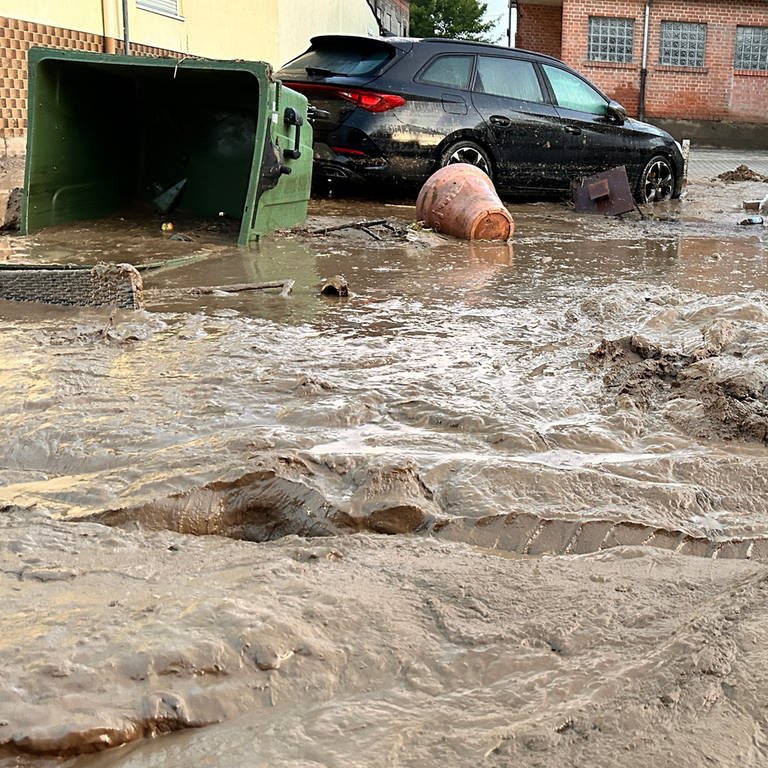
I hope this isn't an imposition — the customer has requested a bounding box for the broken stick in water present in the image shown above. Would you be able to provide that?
[185,280,295,297]
[308,219,387,235]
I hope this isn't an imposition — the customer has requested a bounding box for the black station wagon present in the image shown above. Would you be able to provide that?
[277,35,685,203]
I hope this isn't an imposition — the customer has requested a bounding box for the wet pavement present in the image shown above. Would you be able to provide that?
[686,147,768,179]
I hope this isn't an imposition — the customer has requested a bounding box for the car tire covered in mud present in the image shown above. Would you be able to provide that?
[638,154,677,203]
[438,139,494,180]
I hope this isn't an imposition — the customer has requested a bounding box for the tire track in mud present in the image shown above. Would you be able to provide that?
[433,512,768,561]
[84,461,768,563]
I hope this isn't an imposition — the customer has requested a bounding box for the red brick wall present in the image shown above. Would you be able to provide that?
[638,0,768,123]
[559,0,647,114]
[0,16,181,140]
[516,4,563,59]
[732,70,768,122]
[517,0,768,124]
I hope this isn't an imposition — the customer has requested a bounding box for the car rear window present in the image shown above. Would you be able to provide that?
[418,54,474,89]
[281,39,395,77]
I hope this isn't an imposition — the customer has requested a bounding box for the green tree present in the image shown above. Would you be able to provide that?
[409,0,496,41]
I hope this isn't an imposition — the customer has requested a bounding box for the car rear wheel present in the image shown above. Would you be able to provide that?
[439,140,493,179]
[638,155,675,203]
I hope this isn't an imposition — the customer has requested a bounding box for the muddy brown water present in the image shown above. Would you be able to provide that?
[2,177,768,767]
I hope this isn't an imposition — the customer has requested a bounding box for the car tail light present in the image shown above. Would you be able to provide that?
[282,82,405,113]
[330,146,367,156]
[337,89,405,112]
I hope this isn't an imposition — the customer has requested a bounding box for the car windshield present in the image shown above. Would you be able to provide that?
[283,41,394,77]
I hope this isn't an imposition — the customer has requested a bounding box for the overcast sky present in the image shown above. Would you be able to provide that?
[484,0,516,46]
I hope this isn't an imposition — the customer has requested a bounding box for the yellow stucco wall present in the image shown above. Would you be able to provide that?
[0,0,378,68]
[0,1,105,33]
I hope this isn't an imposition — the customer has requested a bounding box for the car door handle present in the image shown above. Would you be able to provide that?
[489,115,511,127]
[563,126,582,135]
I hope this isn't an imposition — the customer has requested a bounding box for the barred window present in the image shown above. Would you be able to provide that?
[137,0,180,17]
[735,26,768,70]
[659,21,706,67]
[588,17,635,63]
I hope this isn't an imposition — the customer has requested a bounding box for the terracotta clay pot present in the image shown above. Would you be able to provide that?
[416,163,514,241]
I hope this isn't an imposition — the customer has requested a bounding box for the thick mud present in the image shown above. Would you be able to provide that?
[2,160,768,766]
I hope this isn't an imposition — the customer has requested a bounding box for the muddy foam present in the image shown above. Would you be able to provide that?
[2,171,768,766]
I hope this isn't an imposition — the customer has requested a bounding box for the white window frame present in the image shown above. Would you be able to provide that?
[136,0,182,20]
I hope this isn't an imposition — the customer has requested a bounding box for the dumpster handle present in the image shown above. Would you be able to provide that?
[283,107,303,160]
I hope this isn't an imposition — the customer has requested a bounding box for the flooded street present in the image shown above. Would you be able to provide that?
[3,164,768,767]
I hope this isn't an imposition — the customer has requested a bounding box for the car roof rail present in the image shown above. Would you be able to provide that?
[413,37,565,64]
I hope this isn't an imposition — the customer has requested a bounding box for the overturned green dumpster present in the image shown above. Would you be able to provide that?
[21,47,312,245]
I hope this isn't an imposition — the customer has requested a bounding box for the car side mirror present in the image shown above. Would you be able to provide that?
[606,100,627,124]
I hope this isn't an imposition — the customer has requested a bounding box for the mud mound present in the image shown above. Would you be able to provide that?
[87,456,439,539]
[0,187,21,231]
[588,331,768,443]
[716,164,768,182]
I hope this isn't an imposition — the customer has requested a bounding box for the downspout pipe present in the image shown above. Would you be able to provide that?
[638,0,652,120]
[122,0,131,55]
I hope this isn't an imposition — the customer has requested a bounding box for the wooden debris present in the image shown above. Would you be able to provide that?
[186,280,295,297]
[308,218,387,235]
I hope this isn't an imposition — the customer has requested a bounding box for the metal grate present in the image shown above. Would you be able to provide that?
[735,26,768,70]
[659,21,707,67]
[136,0,180,17]
[587,16,635,63]
[0,263,143,309]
